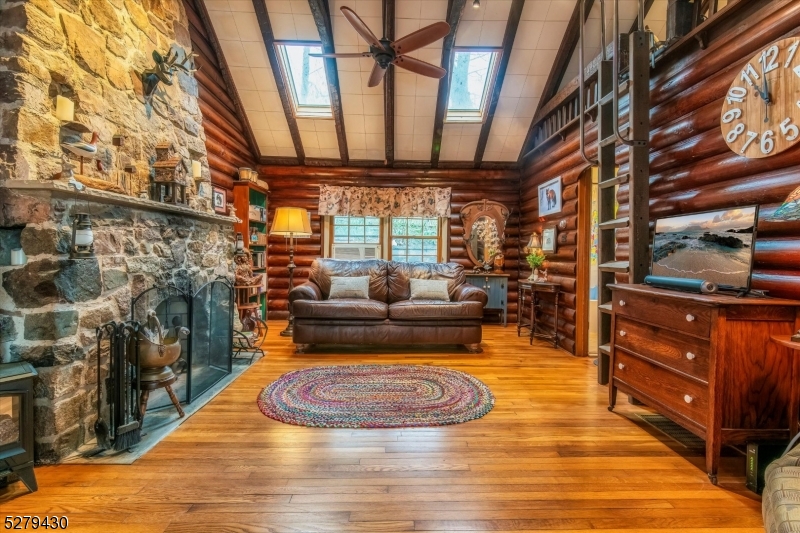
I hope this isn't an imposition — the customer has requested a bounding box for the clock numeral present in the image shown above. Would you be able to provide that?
[741,131,759,154]
[726,86,748,104]
[726,123,746,143]
[741,64,760,86]
[760,45,780,74]
[786,40,800,68]
[780,118,800,141]
[761,130,775,155]
[722,108,742,124]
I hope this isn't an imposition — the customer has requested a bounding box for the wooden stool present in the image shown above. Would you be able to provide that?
[138,374,185,426]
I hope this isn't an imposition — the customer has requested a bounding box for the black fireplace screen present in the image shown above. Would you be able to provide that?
[130,279,233,410]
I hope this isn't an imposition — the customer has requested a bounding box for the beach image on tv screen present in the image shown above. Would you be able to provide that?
[651,207,757,288]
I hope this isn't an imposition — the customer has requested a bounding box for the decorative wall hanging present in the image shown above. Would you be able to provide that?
[538,177,562,216]
[460,199,509,269]
[542,226,557,254]
[141,46,197,102]
[212,186,226,214]
[319,185,451,218]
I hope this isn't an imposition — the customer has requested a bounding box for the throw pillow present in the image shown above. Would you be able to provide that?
[409,279,450,301]
[329,276,370,299]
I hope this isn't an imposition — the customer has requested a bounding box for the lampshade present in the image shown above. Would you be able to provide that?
[526,233,542,250]
[774,184,800,220]
[270,207,312,237]
[55,95,74,122]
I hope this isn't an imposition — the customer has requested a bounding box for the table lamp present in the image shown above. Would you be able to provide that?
[270,207,312,337]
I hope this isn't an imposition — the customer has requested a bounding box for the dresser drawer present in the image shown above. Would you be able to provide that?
[613,290,712,338]
[613,350,709,428]
[615,316,710,382]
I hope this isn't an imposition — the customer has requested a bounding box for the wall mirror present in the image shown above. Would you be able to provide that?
[460,199,510,268]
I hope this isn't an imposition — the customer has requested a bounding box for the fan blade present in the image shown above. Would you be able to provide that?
[368,63,387,87]
[393,55,446,79]
[340,6,382,48]
[391,22,450,55]
[309,52,373,58]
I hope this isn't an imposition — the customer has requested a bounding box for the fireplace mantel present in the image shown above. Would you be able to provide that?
[3,180,237,225]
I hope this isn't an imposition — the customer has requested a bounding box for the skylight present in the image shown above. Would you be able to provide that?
[446,49,500,123]
[275,43,332,118]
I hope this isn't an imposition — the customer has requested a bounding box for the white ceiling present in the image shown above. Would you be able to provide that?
[202,0,649,165]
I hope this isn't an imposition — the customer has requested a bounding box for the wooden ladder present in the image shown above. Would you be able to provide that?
[580,0,651,384]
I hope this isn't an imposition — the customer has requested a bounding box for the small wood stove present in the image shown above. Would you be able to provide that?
[0,362,38,492]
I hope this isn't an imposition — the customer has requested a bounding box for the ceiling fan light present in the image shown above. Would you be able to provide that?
[473,0,480,8]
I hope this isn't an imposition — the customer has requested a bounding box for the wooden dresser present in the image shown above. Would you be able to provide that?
[608,284,800,484]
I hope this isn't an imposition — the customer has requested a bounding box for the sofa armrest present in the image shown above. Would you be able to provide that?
[453,284,488,306]
[289,282,322,304]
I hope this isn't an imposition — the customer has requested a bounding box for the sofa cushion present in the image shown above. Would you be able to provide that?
[293,299,389,320]
[409,279,449,301]
[329,276,370,299]
[387,262,466,303]
[764,444,800,533]
[309,259,389,302]
[388,300,484,320]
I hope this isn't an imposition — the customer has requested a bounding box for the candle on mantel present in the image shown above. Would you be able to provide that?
[55,95,74,122]
[191,160,202,179]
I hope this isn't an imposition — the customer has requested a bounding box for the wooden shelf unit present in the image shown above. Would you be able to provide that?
[233,181,269,321]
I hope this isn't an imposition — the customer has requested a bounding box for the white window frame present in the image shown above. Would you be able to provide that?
[274,41,333,119]
[445,48,502,124]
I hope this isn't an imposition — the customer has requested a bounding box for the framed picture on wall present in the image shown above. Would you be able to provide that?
[542,227,556,253]
[212,186,226,214]
[538,176,562,217]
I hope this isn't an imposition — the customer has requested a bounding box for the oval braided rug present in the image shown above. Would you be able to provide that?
[257,364,494,428]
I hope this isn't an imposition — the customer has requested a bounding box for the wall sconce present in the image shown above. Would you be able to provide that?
[70,213,95,259]
[55,95,75,122]
[191,160,202,180]
[473,0,480,8]
[234,232,245,255]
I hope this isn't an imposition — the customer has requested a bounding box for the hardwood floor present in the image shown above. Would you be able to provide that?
[1,324,763,532]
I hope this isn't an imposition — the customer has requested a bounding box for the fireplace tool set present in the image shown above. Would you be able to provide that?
[95,315,189,452]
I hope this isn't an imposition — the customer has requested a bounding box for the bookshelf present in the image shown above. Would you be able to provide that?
[233,181,269,321]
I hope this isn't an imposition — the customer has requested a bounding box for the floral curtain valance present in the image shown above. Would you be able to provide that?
[318,185,452,218]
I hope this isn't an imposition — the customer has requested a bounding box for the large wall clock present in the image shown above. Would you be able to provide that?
[721,37,800,159]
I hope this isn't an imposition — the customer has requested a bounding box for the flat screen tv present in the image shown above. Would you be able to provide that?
[651,206,759,290]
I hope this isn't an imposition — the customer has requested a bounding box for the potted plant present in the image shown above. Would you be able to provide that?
[526,249,546,281]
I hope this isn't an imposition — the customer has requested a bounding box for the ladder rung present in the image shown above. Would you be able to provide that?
[599,217,629,230]
[599,261,630,273]
[598,344,611,355]
[598,82,629,106]
[599,135,617,147]
[598,303,612,312]
[599,173,628,189]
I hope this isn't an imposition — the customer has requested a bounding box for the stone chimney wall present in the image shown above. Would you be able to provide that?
[0,0,230,463]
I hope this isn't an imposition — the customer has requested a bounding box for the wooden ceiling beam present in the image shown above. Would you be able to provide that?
[430,0,468,168]
[473,0,525,167]
[308,0,349,165]
[251,0,306,164]
[518,0,595,160]
[257,164,520,180]
[190,0,259,163]
[384,0,396,165]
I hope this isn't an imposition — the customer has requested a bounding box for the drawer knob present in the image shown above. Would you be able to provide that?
[619,300,626,306]
[686,352,696,360]
[618,363,625,370]
[686,314,695,322]
[684,394,693,404]
[619,330,627,337]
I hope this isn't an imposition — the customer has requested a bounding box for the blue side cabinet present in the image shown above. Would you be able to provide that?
[466,273,509,327]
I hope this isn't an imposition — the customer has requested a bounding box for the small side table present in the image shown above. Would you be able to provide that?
[771,335,800,438]
[519,281,561,348]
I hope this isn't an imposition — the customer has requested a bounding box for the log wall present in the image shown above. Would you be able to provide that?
[184,0,258,201]
[258,166,521,322]
[519,0,800,354]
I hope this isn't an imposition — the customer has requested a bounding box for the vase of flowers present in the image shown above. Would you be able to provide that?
[526,249,546,281]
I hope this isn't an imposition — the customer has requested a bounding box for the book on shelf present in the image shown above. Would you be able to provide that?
[252,251,265,268]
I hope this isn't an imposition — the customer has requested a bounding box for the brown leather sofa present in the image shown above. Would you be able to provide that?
[288,259,488,353]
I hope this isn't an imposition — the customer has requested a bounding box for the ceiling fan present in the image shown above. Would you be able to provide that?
[310,6,450,87]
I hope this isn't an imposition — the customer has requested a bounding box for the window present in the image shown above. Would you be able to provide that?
[391,218,440,263]
[333,216,381,244]
[445,49,500,123]
[275,43,332,118]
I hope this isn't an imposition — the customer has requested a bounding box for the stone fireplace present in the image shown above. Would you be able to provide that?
[0,0,234,462]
